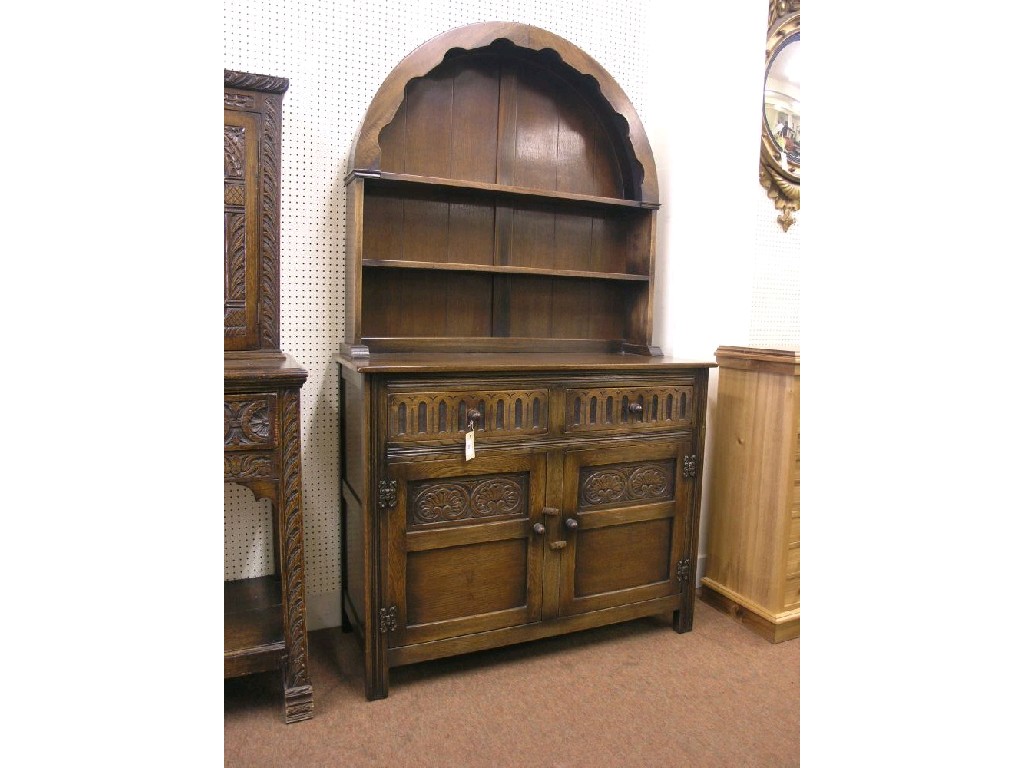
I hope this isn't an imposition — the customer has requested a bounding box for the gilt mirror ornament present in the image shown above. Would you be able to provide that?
[760,0,800,231]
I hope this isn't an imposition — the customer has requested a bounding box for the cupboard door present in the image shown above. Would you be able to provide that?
[386,453,546,647]
[223,107,261,350]
[557,439,689,617]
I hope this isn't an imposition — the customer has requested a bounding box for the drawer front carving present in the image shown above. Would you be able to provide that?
[578,459,676,510]
[224,451,277,480]
[407,472,529,529]
[387,388,549,442]
[564,384,693,433]
[224,393,277,449]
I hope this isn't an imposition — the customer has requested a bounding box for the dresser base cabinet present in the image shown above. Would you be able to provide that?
[700,346,799,644]
[338,354,711,700]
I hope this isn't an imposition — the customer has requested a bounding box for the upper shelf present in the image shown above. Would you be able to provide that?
[361,258,650,282]
[350,171,659,211]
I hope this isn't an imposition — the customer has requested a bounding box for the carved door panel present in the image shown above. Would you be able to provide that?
[385,452,546,647]
[557,439,691,617]
[224,108,261,350]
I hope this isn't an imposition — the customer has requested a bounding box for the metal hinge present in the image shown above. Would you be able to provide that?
[676,558,691,584]
[683,455,698,478]
[378,480,397,511]
[379,605,397,633]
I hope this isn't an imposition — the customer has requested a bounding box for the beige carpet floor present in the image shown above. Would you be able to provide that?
[225,599,799,767]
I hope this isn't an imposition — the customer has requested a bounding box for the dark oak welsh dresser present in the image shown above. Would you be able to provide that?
[223,69,313,722]
[336,23,715,700]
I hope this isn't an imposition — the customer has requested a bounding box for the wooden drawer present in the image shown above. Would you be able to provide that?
[564,382,693,434]
[224,393,278,450]
[387,386,550,443]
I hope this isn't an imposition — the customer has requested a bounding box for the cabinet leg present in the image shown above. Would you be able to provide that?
[364,631,389,700]
[283,682,314,723]
[364,652,389,701]
[673,607,693,634]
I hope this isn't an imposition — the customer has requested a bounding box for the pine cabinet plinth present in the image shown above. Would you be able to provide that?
[338,354,711,700]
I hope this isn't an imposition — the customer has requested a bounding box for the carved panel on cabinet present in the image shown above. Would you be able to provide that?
[578,459,676,510]
[387,389,548,442]
[224,92,256,109]
[224,209,248,336]
[565,384,693,433]
[224,184,246,207]
[224,125,246,179]
[224,394,277,449]
[407,472,529,528]
[224,452,275,481]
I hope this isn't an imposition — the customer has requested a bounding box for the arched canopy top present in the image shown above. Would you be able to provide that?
[349,22,658,204]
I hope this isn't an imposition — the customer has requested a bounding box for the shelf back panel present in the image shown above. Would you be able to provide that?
[379,54,625,200]
[362,269,493,339]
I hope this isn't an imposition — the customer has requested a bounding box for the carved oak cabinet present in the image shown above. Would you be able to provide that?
[224,69,313,722]
[336,23,714,700]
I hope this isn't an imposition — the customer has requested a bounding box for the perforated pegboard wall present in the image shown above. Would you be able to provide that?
[750,180,801,348]
[223,0,650,628]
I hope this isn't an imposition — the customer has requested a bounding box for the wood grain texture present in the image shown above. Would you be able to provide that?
[701,346,800,642]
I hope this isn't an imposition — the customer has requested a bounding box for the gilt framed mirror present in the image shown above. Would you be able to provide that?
[760,0,800,231]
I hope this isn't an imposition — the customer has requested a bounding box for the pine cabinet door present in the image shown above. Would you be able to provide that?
[385,453,547,647]
[557,439,691,617]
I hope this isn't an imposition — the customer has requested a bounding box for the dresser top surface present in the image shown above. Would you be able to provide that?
[715,346,800,375]
[225,351,307,386]
[336,351,716,374]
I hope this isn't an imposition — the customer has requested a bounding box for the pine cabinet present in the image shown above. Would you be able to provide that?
[700,346,800,643]
[337,23,714,700]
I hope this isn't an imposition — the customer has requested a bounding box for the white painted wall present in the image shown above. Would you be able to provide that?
[644,1,790,579]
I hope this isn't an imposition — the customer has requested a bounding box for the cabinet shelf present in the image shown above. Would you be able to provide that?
[362,259,650,282]
[352,170,659,211]
[224,575,285,677]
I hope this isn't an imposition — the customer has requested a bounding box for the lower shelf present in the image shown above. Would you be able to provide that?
[225,575,285,677]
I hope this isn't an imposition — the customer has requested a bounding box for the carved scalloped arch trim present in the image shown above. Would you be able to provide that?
[348,22,658,204]
[224,69,289,94]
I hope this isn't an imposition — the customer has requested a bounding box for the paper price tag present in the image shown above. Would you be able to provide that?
[465,425,476,461]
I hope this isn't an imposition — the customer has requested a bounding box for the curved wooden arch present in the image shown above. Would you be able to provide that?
[348,22,658,204]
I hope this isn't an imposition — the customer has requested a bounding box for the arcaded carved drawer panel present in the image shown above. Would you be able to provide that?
[407,473,529,529]
[224,393,277,450]
[387,389,549,442]
[578,459,676,510]
[564,384,694,433]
